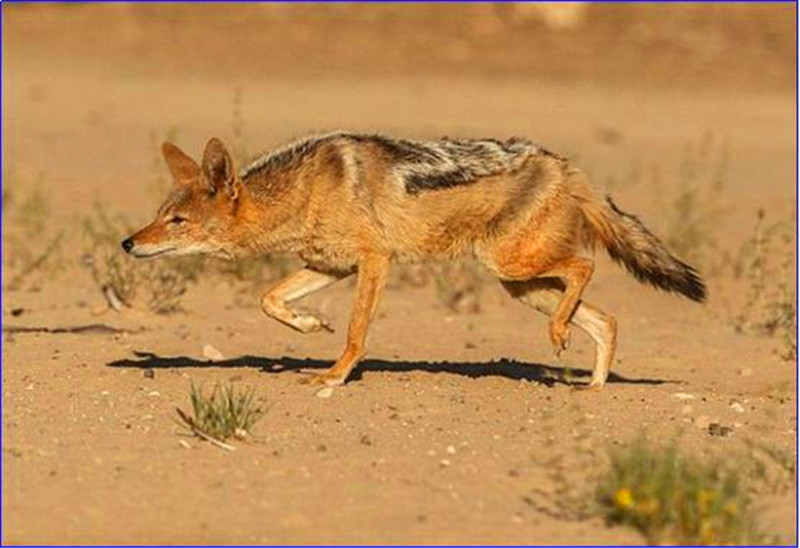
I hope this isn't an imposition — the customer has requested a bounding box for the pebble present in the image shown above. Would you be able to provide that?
[202,344,225,362]
[708,423,734,437]
[178,440,192,449]
[315,387,334,399]
[439,459,451,467]
[672,392,696,400]
[446,445,456,455]
[730,402,745,413]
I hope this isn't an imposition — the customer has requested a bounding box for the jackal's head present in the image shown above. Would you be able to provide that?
[122,138,245,259]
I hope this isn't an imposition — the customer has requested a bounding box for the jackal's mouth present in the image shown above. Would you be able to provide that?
[129,246,177,259]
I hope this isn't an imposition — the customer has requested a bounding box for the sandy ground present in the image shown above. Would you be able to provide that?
[2,4,797,545]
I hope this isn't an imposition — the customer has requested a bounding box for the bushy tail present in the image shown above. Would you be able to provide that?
[577,189,707,302]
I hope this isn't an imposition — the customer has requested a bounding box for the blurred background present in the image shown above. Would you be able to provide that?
[3,2,795,309]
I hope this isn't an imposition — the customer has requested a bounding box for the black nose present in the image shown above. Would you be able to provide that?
[121,238,134,253]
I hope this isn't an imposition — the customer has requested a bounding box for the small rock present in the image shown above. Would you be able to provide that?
[708,423,734,437]
[142,369,155,379]
[148,391,160,397]
[178,440,192,449]
[270,363,284,371]
[672,392,696,400]
[730,402,745,414]
[439,459,451,467]
[202,344,225,362]
[10,308,24,317]
[316,387,334,399]
[739,367,753,377]
[446,445,456,455]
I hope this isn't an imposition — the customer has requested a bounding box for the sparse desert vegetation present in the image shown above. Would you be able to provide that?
[81,204,199,314]
[597,439,757,545]
[176,382,265,448]
[734,208,797,361]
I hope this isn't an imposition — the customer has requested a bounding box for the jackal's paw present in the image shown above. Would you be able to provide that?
[292,313,334,334]
[573,381,604,392]
[549,321,571,357]
[300,370,347,387]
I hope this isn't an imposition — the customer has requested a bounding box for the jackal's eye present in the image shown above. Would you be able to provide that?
[168,215,187,225]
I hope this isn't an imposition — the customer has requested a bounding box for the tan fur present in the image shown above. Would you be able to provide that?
[123,134,705,388]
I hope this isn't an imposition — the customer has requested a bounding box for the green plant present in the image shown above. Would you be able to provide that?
[597,438,758,545]
[176,382,265,445]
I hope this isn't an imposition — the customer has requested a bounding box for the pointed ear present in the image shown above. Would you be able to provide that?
[162,141,200,184]
[201,137,240,199]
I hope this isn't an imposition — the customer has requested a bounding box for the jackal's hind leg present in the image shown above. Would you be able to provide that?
[261,268,348,333]
[535,257,594,356]
[503,279,617,389]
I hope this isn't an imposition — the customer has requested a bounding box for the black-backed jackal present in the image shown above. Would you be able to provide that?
[123,132,706,388]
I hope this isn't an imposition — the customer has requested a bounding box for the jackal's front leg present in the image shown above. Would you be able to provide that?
[306,253,391,387]
[261,268,347,333]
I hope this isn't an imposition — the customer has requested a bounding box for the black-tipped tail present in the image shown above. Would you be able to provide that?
[581,194,707,302]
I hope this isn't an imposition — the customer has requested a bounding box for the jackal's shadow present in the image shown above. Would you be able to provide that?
[107,351,669,387]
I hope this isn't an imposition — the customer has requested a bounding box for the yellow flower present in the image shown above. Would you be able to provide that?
[613,488,635,509]
[697,489,717,513]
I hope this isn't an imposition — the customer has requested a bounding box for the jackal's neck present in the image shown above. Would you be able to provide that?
[228,182,309,257]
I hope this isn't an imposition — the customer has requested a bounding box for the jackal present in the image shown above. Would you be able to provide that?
[122,132,706,388]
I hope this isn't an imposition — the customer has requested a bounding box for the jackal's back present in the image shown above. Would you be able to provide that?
[240,131,541,195]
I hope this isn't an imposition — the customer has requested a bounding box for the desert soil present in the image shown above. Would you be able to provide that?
[2,4,797,545]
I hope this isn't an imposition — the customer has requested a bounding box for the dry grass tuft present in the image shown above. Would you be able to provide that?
[655,132,729,273]
[82,204,201,314]
[733,208,796,361]
[3,173,65,291]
